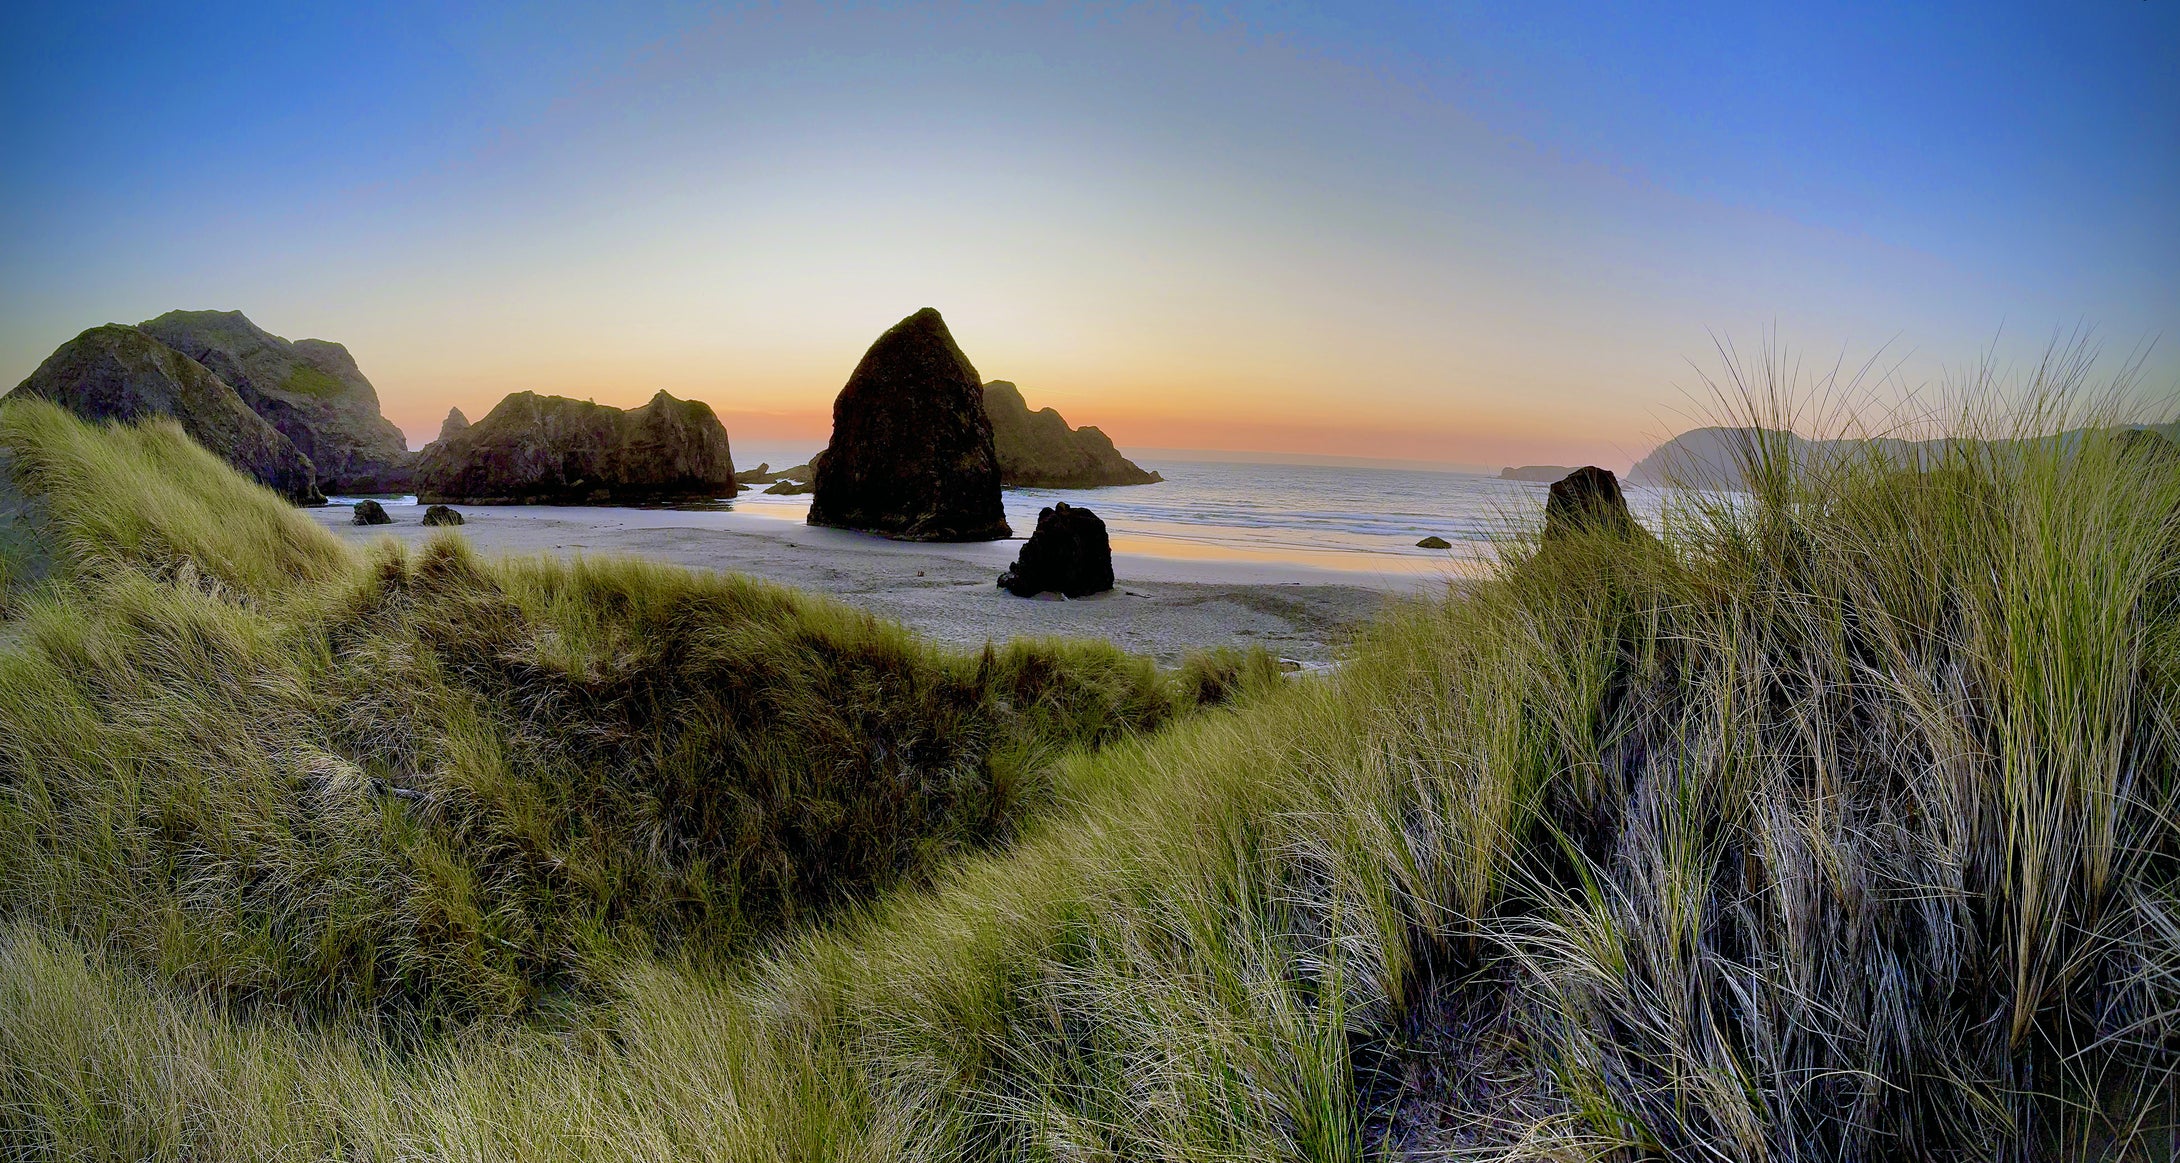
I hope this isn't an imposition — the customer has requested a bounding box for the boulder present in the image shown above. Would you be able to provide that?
[140,310,413,492]
[9,324,324,504]
[352,499,392,525]
[808,309,1009,541]
[982,380,1162,488]
[1416,535,1452,549]
[421,504,465,527]
[1543,466,1643,541]
[413,390,737,505]
[998,502,1113,598]
[437,408,470,444]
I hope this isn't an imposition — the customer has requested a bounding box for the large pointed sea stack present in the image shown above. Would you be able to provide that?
[140,310,413,492]
[414,390,736,505]
[9,324,323,504]
[808,308,1010,541]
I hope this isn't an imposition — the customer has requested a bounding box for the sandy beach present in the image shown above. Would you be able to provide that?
[309,500,1450,665]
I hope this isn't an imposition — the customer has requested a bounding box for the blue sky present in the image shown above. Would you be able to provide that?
[3,1,2172,467]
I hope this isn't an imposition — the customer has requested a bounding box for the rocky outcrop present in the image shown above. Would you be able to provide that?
[353,499,392,525]
[421,504,465,527]
[9,324,323,503]
[413,390,737,505]
[982,381,1161,488]
[140,310,414,493]
[0,446,55,597]
[1543,467,1643,541]
[1416,535,1452,549]
[808,309,1009,541]
[1499,465,1574,483]
[437,408,469,444]
[999,502,1114,598]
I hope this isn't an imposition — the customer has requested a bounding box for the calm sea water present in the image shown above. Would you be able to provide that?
[729,447,1667,574]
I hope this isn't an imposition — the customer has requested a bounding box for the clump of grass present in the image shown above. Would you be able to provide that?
[0,400,1204,1026]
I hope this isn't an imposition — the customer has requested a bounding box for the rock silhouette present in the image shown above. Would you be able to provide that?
[1543,466,1643,541]
[982,380,1161,488]
[1416,535,1452,549]
[999,502,1114,598]
[1499,465,1574,483]
[414,390,737,505]
[421,504,465,527]
[808,309,1009,541]
[352,499,392,525]
[140,310,413,493]
[10,324,323,504]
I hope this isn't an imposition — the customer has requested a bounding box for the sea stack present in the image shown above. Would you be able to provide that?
[982,380,1162,488]
[414,390,736,505]
[9,324,324,504]
[808,308,1010,541]
[139,310,414,493]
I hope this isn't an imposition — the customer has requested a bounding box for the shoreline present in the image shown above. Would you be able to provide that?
[310,500,1452,665]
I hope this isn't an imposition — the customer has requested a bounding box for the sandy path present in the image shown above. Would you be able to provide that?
[309,501,1451,665]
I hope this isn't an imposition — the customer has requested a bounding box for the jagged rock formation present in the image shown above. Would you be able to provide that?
[437,408,470,444]
[1543,467,1643,542]
[808,309,1009,541]
[735,462,779,485]
[1499,465,1574,483]
[421,504,465,527]
[982,381,1161,488]
[999,502,1114,597]
[352,499,392,525]
[414,390,737,505]
[9,324,323,503]
[140,310,413,492]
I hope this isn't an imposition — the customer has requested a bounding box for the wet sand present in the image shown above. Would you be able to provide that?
[309,501,1455,666]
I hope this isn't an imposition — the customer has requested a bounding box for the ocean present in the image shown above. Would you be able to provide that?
[729,447,1669,576]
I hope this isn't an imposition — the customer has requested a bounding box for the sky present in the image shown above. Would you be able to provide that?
[2,1,2174,471]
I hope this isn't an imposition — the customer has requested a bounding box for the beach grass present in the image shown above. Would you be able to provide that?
[1,377,2176,1160]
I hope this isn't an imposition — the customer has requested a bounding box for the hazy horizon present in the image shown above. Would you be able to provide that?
[5,3,2175,471]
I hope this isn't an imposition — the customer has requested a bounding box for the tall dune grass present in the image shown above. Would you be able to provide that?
[1,373,2176,1160]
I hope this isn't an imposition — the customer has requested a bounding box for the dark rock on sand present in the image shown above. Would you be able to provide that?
[1499,465,1574,483]
[999,501,1113,598]
[809,309,1009,541]
[1543,466,1643,541]
[1416,535,1452,549]
[983,380,1161,488]
[421,504,465,527]
[10,324,324,504]
[414,390,737,505]
[352,499,392,525]
[140,310,413,493]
